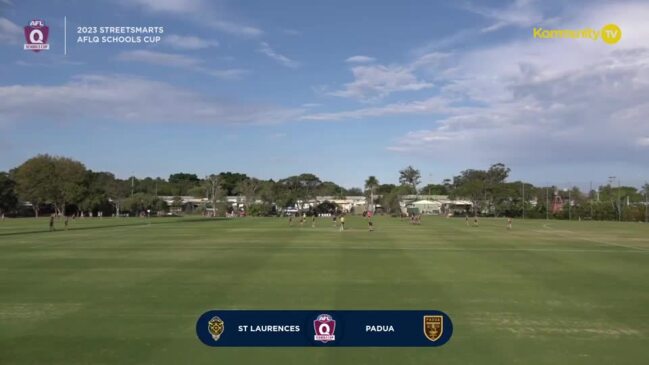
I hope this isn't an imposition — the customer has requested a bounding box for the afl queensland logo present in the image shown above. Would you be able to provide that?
[313,314,336,343]
[24,20,50,52]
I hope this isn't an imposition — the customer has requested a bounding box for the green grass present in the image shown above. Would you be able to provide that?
[1,216,648,364]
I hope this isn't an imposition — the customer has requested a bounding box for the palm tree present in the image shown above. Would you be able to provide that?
[364,176,379,211]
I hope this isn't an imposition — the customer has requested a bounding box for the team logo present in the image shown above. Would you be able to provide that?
[24,20,50,52]
[423,315,443,342]
[207,316,224,341]
[313,314,336,343]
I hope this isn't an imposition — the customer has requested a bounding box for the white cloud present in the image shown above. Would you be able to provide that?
[0,17,21,44]
[116,50,202,68]
[116,50,248,80]
[165,34,219,50]
[123,0,263,38]
[345,55,376,64]
[306,2,649,170]
[0,74,303,125]
[463,0,547,33]
[637,137,649,147]
[258,42,299,68]
[329,65,433,102]
[127,0,206,14]
[268,132,287,139]
[303,96,454,121]
[209,20,263,38]
[206,68,250,79]
[282,29,301,36]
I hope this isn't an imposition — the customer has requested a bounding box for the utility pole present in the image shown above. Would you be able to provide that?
[644,182,649,223]
[617,178,622,222]
[521,182,525,220]
[589,181,593,219]
[568,188,572,221]
[608,176,616,221]
[545,187,549,220]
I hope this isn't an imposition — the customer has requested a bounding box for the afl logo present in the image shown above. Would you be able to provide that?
[313,314,336,343]
[24,20,50,52]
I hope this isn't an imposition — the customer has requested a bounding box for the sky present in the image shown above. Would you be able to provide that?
[1,0,648,189]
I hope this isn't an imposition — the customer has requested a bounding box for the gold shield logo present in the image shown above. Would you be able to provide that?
[207,316,224,341]
[424,315,443,342]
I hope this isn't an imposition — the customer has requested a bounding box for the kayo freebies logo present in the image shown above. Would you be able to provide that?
[24,19,50,52]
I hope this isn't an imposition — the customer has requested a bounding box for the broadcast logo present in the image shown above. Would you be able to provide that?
[423,315,443,342]
[207,316,224,341]
[313,314,336,343]
[24,20,50,52]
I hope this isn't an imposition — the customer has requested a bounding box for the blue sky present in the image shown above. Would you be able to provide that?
[1,0,648,189]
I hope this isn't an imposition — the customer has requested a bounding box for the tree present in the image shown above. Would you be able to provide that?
[121,193,166,215]
[206,174,225,216]
[420,184,448,195]
[171,196,183,209]
[278,174,322,209]
[187,185,208,199]
[168,173,200,196]
[13,154,57,217]
[485,163,511,215]
[314,201,339,214]
[346,187,363,196]
[380,190,402,216]
[218,172,249,196]
[237,178,261,211]
[399,166,421,194]
[315,181,345,196]
[51,157,87,215]
[78,171,114,215]
[377,184,397,194]
[0,172,18,216]
[364,176,379,211]
[452,169,487,215]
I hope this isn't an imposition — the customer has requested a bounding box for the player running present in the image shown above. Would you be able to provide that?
[339,215,345,231]
[507,217,512,230]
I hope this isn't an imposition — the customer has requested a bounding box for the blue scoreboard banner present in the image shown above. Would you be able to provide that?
[196,310,453,347]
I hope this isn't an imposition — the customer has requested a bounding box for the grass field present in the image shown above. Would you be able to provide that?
[1,215,648,364]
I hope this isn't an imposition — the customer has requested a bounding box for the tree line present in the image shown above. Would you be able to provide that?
[0,155,647,221]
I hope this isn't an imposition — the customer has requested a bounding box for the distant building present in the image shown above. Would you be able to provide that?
[400,195,473,215]
[407,200,442,215]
